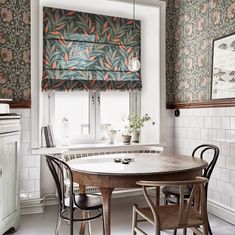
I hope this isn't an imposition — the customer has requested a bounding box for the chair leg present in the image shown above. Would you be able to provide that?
[70,220,73,235]
[55,206,61,235]
[173,196,181,235]
[208,217,213,235]
[164,195,168,205]
[69,207,73,235]
[132,205,137,235]
[101,213,105,235]
[154,224,160,235]
[87,211,92,235]
[203,223,209,235]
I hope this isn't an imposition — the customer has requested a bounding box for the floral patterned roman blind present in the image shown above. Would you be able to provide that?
[42,7,141,91]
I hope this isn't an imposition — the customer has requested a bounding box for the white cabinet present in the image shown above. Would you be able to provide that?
[0,115,20,235]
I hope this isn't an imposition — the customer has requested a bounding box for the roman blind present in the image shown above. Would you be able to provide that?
[42,7,141,91]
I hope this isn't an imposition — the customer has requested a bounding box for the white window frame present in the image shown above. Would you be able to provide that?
[47,91,140,143]
[31,0,166,148]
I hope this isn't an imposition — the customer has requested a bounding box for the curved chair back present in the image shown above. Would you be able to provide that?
[45,155,74,211]
[192,144,219,195]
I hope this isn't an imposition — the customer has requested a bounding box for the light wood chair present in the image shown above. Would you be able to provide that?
[162,144,219,235]
[132,177,208,235]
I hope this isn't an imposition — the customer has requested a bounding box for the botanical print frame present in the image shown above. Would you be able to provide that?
[211,33,235,100]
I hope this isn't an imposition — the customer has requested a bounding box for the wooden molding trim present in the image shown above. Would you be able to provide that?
[166,99,235,109]
[0,101,31,109]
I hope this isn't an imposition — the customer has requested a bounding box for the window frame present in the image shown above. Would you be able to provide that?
[48,91,140,144]
[32,1,166,149]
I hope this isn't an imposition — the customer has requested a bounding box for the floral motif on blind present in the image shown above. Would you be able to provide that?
[42,7,141,91]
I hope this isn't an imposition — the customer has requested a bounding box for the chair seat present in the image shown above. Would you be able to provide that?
[65,193,103,210]
[136,205,204,230]
[162,185,192,198]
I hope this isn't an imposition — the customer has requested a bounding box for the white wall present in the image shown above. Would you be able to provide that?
[10,109,41,201]
[166,107,235,224]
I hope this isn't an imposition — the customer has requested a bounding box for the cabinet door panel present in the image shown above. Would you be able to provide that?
[0,133,19,221]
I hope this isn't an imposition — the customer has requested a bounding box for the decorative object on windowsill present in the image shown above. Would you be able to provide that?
[128,0,141,72]
[61,116,70,146]
[132,131,140,143]
[122,113,155,143]
[122,134,132,144]
[107,129,117,144]
[100,124,112,140]
[42,125,56,148]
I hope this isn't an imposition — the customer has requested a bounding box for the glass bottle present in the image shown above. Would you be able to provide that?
[61,116,70,146]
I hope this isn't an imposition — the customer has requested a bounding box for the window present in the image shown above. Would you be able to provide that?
[50,91,139,144]
[100,91,130,131]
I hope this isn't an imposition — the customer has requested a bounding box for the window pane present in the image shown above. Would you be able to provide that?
[100,91,129,131]
[54,92,89,144]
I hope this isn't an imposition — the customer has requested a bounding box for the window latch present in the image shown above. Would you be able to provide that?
[91,96,95,105]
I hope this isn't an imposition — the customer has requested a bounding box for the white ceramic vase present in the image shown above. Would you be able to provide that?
[132,131,140,143]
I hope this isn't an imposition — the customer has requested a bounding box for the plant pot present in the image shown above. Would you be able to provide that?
[132,131,140,143]
[122,134,132,144]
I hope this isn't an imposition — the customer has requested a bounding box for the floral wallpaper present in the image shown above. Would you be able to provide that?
[43,7,141,91]
[0,0,30,107]
[166,0,235,106]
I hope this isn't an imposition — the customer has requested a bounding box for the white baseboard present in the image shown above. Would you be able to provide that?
[208,199,235,225]
[43,194,58,206]
[19,189,143,215]
[111,188,142,198]
[20,198,45,215]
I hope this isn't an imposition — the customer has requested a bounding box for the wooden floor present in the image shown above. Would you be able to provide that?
[6,196,235,235]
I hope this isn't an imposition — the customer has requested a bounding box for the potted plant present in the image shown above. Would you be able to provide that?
[122,113,155,143]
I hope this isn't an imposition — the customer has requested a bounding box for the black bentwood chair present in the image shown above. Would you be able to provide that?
[45,155,104,235]
[162,144,219,235]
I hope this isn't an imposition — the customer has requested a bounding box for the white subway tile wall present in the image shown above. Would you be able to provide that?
[11,109,40,201]
[166,107,235,210]
[11,107,235,210]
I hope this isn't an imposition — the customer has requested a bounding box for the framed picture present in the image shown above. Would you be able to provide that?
[211,33,235,100]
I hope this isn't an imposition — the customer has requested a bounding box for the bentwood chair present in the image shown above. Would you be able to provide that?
[132,177,209,235]
[45,155,104,235]
[162,144,219,235]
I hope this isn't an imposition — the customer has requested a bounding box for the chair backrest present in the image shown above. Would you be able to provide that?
[45,155,74,210]
[137,177,208,227]
[192,144,219,194]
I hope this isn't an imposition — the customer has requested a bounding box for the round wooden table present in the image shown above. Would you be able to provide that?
[68,153,207,235]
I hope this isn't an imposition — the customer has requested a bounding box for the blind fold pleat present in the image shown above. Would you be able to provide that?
[42,7,141,92]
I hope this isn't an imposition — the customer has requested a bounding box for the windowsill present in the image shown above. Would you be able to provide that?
[31,142,164,155]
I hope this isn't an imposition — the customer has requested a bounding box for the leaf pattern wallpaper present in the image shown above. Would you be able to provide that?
[42,7,141,91]
[0,0,30,107]
[166,0,235,107]
[1,1,235,106]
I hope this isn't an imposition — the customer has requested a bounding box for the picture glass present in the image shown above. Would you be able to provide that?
[211,33,235,99]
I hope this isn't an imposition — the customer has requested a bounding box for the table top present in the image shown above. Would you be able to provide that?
[68,153,207,176]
